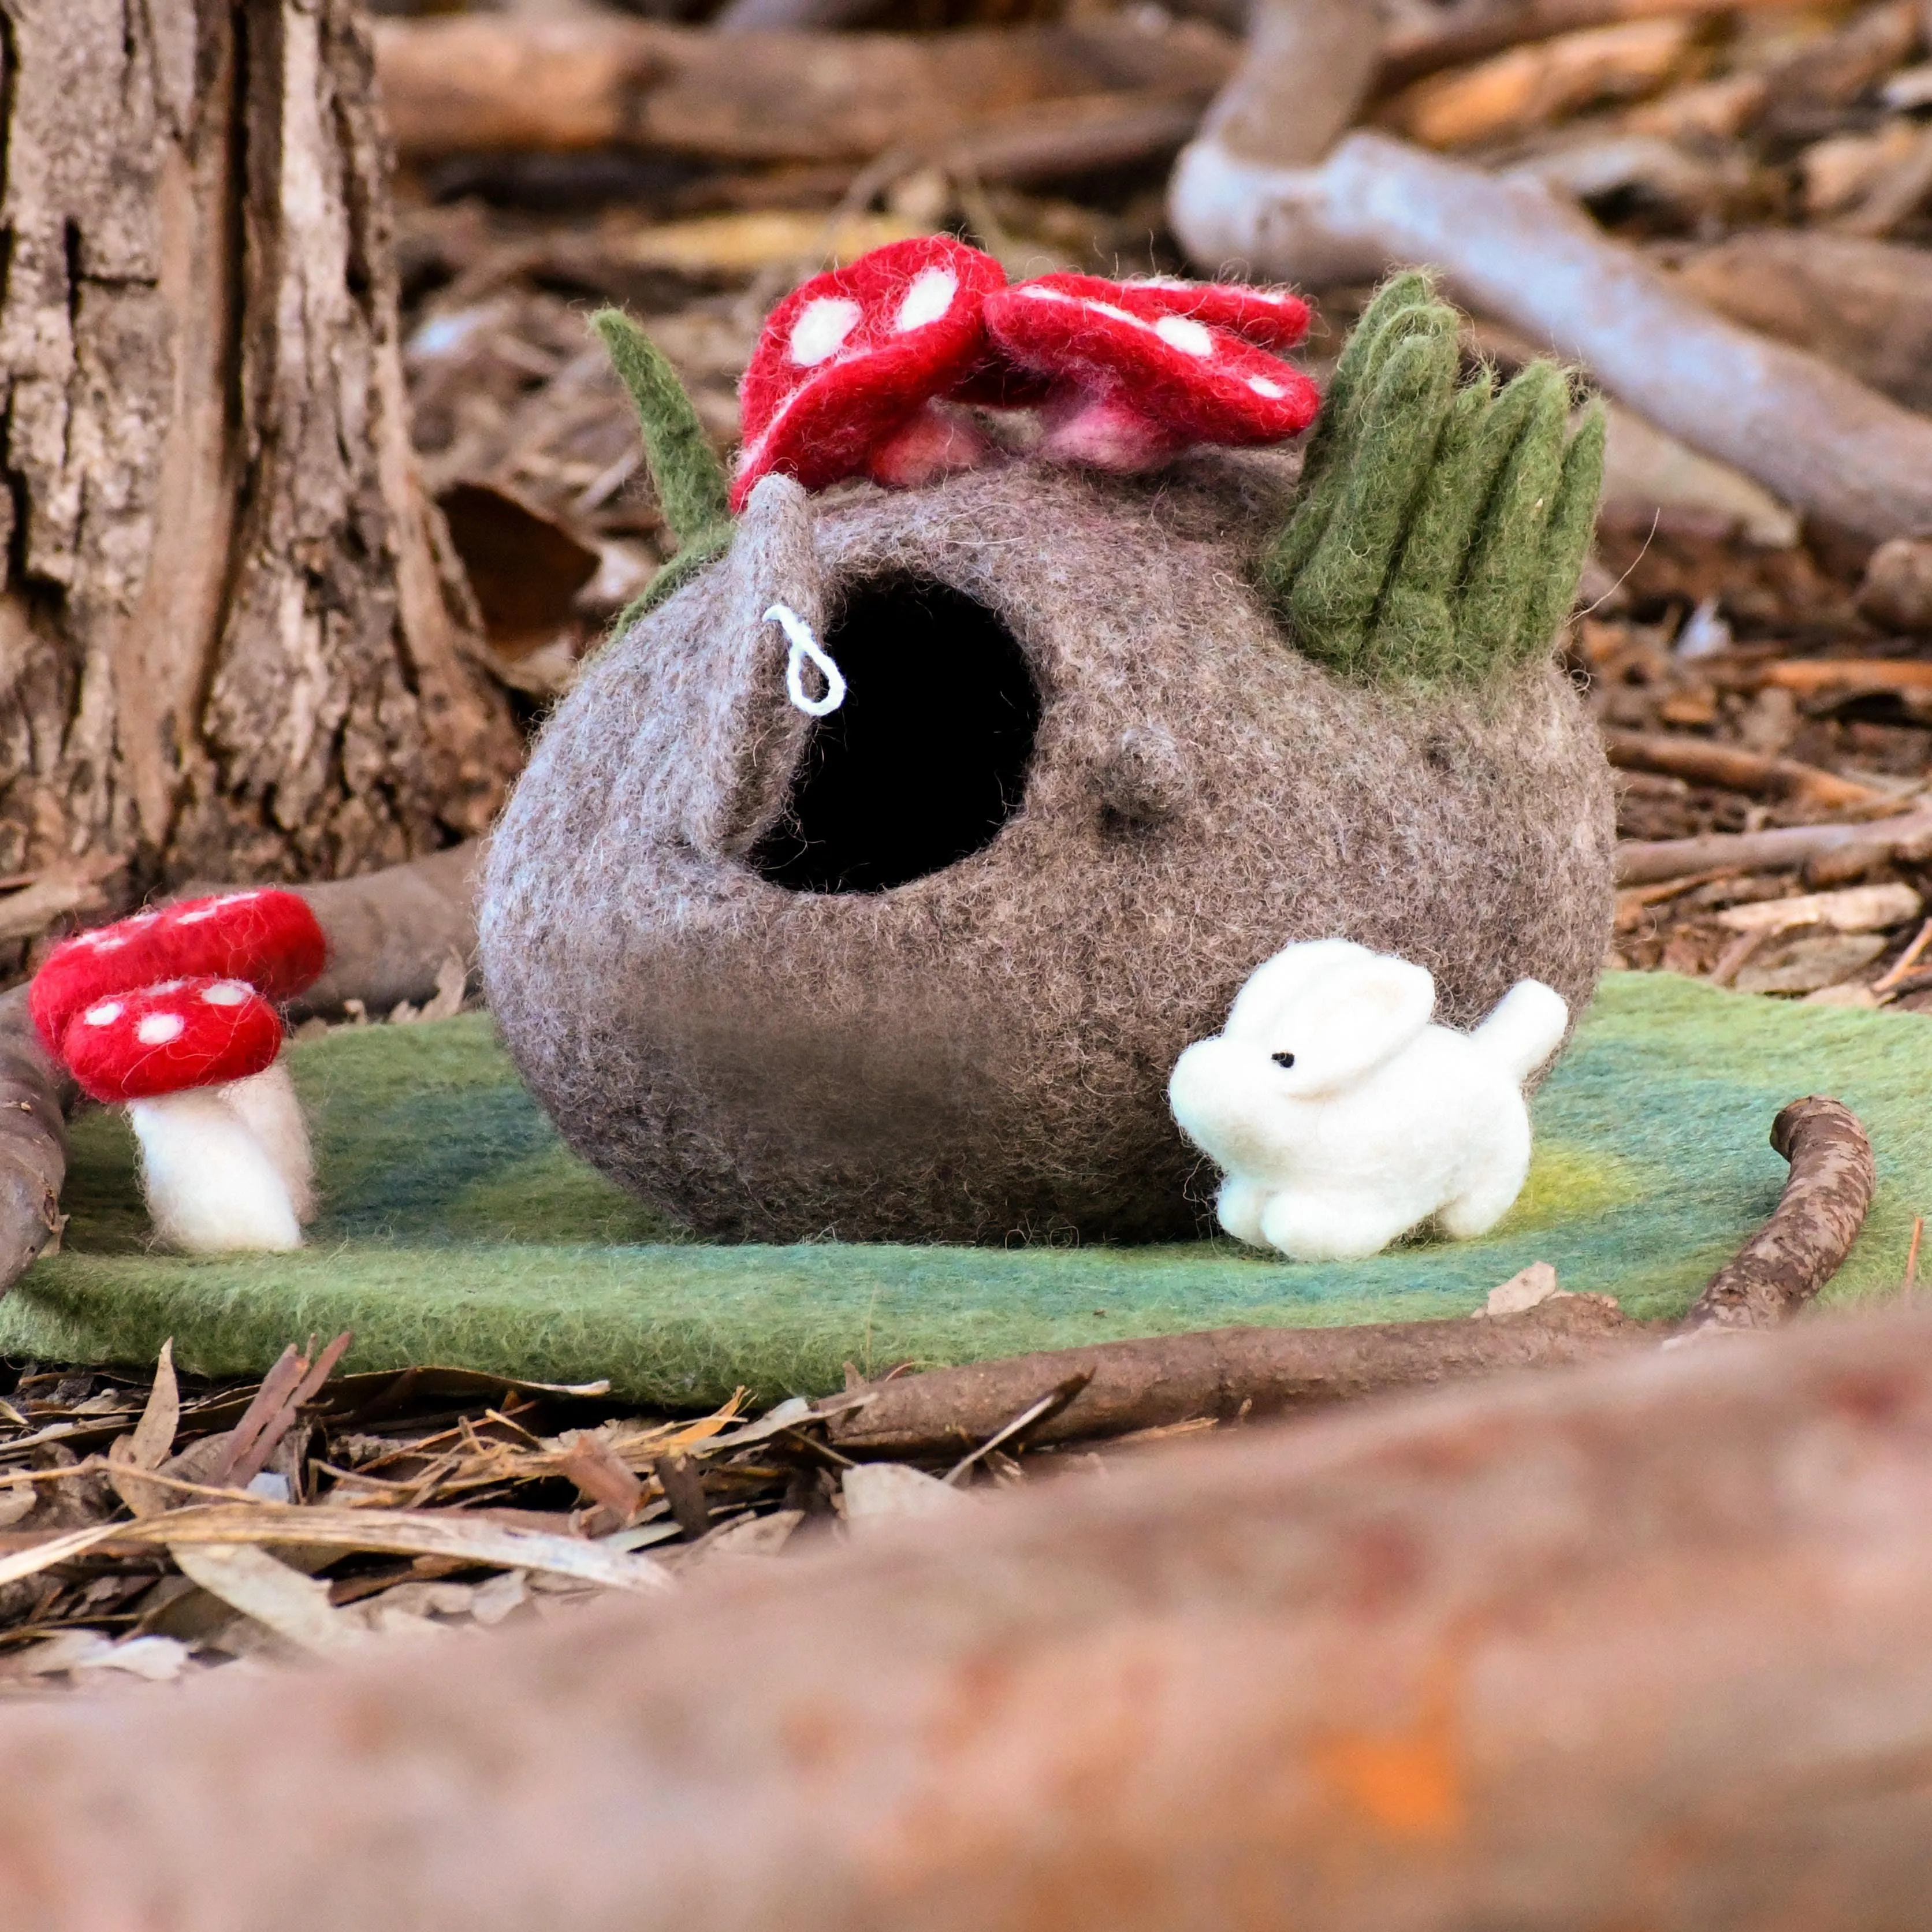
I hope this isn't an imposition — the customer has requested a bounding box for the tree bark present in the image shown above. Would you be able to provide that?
[0,0,520,935]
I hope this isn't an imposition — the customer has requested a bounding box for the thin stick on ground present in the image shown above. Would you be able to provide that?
[1617,805,1932,885]
[826,1291,1645,1459]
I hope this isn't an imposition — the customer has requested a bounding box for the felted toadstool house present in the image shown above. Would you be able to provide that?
[481,262,1615,1244]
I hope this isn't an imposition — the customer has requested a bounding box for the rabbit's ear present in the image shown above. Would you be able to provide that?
[1277,953,1436,1095]
[1224,939,1370,1041]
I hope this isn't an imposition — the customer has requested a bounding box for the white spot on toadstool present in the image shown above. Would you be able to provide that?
[179,891,259,925]
[1090,300,1142,327]
[895,268,958,333]
[83,1002,123,1027]
[788,297,862,368]
[1248,375,1287,399]
[1018,285,1073,304]
[200,981,251,1007]
[136,1012,184,1047]
[1154,315,1215,358]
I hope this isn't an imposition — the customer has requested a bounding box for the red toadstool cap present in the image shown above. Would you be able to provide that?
[734,237,1007,508]
[31,889,326,1060]
[982,273,1320,473]
[60,978,284,1104]
[1118,276,1312,352]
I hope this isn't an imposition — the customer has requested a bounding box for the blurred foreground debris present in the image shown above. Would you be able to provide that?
[7,1302,1932,1924]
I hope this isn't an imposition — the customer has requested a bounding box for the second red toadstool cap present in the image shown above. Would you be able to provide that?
[1117,276,1312,352]
[31,889,326,1058]
[60,978,284,1104]
[733,236,1007,508]
[982,273,1320,474]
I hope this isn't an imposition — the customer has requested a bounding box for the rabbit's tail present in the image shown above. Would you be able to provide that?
[1472,979,1569,1085]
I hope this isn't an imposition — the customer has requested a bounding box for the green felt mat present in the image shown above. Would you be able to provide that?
[0,973,1923,1405]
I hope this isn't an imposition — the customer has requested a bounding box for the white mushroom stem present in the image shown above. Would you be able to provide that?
[218,1057,317,1225]
[126,1058,311,1256]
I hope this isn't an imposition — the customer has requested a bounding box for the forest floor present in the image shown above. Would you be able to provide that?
[9,0,1932,1684]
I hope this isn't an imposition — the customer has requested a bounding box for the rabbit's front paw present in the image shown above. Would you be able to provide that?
[1259,1191,1412,1264]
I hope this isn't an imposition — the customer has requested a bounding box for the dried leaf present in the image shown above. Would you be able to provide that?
[128,1341,181,1469]
[0,1504,670,1594]
[107,1340,181,1518]
[842,1463,974,1531]
[171,1544,367,1657]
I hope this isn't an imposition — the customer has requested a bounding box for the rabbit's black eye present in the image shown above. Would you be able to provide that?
[1272,1051,1296,1070]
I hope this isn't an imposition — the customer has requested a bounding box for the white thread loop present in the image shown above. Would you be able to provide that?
[767,601,846,717]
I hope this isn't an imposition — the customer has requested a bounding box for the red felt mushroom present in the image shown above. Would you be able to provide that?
[981,273,1320,474]
[31,889,326,1056]
[733,236,1007,508]
[31,891,328,1255]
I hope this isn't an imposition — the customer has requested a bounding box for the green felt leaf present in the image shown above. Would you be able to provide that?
[5,980,1926,1406]
[1285,317,1458,672]
[1453,360,1570,673]
[1516,398,1608,664]
[1260,275,1436,608]
[591,309,731,546]
[1364,372,1493,680]
[1261,273,1606,687]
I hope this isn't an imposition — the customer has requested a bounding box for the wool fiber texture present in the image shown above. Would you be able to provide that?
[1167,944,1569,1260]
[4,982,1930,1403]
[129,1088,303,1255]
[481,454,1614,1244]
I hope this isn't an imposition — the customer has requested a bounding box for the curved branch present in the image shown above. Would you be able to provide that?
[288,840,483,1019]
[1680,1096,1877,1337]
[1170,128,1932,541]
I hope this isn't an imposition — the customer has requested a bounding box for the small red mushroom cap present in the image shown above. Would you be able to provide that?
[1116,277,1312,352]
[734,236,1007,508]
[981,273,1320,472]
[60,978,284,1104]
[31,889,326,1059]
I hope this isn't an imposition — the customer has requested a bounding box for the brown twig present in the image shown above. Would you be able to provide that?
[1603,732,1894,814]
[207,1332,354,1491]
[942,1371,1093,1485]
[1678,1097,1875,1338]
[289,842,482,1020]
[825,1293,1643,1459]
[1378,0,1803,89]
[1617,803,1932,885]
[370,15,1235,167]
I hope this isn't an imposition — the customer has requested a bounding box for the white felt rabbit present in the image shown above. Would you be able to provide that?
[1167,939,1568,1262]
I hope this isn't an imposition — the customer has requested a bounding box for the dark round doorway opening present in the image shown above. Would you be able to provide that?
[750,575,1041,894]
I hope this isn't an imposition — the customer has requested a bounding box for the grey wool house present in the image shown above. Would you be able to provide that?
[480,273,1614,1244]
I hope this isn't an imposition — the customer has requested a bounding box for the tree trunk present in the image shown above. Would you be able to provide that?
[0,0,520,937]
